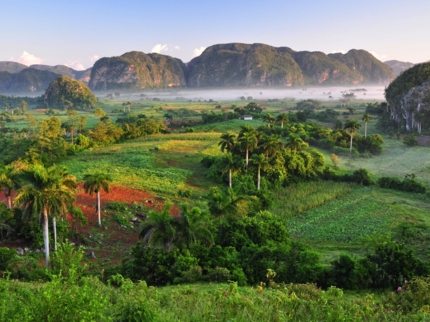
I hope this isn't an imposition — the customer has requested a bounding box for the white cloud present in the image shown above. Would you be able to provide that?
[11,51,43,66]
[193,47,206,57]
[173,46,180,50]
[65,60,85,71]
[369,51,388,61]
[89,55,99,63]
[151,44,169,53]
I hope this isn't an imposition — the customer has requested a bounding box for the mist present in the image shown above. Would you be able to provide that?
[102,86,386,102]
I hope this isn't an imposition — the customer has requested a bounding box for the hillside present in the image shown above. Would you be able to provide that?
[30,64,92,83]
[0,68,60,93]
[0,61,28,73]
[385,62,430,132]
[384,60,415,75]
[89,51,187,90]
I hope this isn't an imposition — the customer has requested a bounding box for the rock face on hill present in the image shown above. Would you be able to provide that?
[384,60,415,76]
[385,62,430,133]
[0,68,60,93]
[30,65,92,84]
[88,51,187,90]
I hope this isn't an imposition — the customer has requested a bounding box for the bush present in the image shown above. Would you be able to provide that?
[378,174,427,194]
[0,247,16,271]
[403,134,418,146]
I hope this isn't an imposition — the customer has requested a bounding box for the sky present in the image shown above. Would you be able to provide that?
[1,0,429,70]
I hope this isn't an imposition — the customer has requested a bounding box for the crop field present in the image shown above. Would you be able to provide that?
[59,132,222,197]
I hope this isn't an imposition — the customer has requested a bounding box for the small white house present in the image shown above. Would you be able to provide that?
[240,115,253,121]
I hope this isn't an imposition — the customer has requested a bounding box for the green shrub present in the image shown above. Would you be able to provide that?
[0,247,16,271]
[403,134,418,146]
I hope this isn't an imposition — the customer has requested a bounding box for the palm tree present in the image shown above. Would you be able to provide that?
[362,114,371,138]
[83,172,112,227]
[14,164,75,268]
[262,112,275,128]
[220,153,241,188]
[49,166,76,251]
[276,113,289,128]
[344,119,361,155]
[139,202,176,251]
[238,125,258,171]
[0,165,21,209]
[251,154,270,190]
[286,134,309,153]
[218,131,237,153]
[259,134,282,159]
[207,187,245,221]
[174,204,214,249]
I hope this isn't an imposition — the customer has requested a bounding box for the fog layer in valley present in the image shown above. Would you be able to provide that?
[101,86,386,102]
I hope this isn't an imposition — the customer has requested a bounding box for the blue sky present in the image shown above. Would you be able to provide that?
[1,0,429,70]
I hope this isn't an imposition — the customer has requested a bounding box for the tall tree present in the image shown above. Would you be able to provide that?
[218,131,237,153]
[14,164,74,267]
[262,112,275,128]
[344,119,361,155]
[362,113,371,138]
[238,125,258,171]
[220,153,241,188]
[251,153,270,190]
[276,113,289,128]
[259,134,282,159]
[83,172,112,227]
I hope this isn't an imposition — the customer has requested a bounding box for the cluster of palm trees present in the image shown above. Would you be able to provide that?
[0,163,112,268]
[218,124,309,189]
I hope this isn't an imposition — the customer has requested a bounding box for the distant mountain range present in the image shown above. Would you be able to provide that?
[0,62,91,93]
[383,60,415,76]
[0,43,418,93]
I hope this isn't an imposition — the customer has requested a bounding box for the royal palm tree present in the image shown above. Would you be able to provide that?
[174,204,214,249]
[0,165,21,209]
[259,134,282,159]
[14,164,75,267]
[139,202,176,251]
[276,113,289,128]
[262,112,275,128]
[344,119,361,155]
[220,153,241,188]
[286,134,309,153]
[238,125,258,171]
[362,114,371,138]
[218,131,237,153]
[251,153,270,190]
[83,172,112,227]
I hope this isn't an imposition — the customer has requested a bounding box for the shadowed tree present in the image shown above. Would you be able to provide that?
[218,131,237,153]
[83,172,112,227]
[251,153,270,190]
[66,109,79,144]
[262,112,275,128]
[173,204,214,249]
[286,134,309,153]
[344,119,361,155]
[362,113,371,138]
[139,202,176,251]
[238,125,258,171]
[276,113,289,128]
[0,165,22,209]
[14,164,75,268]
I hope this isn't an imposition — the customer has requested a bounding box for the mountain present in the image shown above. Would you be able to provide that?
[89,51,187,90]
[186,43,305,87]
[0,68,61,93]
[384,60,415,76]
[30,65,92,83]
[0,61,28,74]
[328,50,395,84]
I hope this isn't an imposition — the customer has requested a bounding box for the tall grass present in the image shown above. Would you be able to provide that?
[270,181,356,219]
